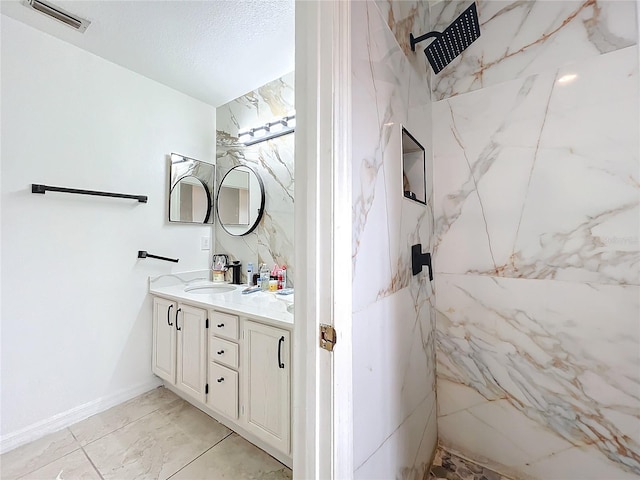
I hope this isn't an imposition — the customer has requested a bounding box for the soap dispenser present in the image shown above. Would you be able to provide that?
[229,261,242,285]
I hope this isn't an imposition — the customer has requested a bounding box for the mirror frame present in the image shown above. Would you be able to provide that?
[216,164,265,236]
[168,153,215,224]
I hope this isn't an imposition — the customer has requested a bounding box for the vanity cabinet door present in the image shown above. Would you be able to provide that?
[176,303,208,403]
[242,320,290,454]
[208,362,239,419]
[152,297,177,384]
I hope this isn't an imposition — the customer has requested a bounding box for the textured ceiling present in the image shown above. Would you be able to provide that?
[0,0,295,107]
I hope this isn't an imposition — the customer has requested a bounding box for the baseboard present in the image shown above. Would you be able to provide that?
[0,378,162,454]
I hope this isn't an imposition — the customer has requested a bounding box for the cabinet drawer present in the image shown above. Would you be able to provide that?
[211,311,239,340]
[208,363,238,419]
[210,337,239,369]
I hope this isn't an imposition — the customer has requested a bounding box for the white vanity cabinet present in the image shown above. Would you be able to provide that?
[208,311,240,419]
[152,298,208,403]
[242,320,291,454]
[149,285,293,467]
[152,297,176,383]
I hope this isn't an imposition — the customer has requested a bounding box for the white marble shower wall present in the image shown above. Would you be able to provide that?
[430,0,638,101]
[431,1,639,479]
[352,2,437,479]
[215,73,295,285]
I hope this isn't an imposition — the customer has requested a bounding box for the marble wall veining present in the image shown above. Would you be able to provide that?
[431,1,640,479]
[215,73,295,285]
[430,0,638,101]
[374,0,432,79]
[436,275,640,479]
[352,2,437,479]
[433,45,639,285]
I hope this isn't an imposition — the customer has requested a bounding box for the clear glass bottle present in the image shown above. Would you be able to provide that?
[259,263,270,291]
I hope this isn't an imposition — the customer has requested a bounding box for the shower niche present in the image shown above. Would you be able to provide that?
[401,127,426,205]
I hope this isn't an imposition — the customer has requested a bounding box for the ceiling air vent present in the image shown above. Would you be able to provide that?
[24,0,91,33]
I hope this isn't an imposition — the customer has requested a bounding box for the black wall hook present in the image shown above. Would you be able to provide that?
[411,243,433,280]
[138,250,179,263]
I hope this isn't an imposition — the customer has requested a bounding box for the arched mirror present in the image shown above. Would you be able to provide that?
[217,165,265,236]
[169,153,215,224]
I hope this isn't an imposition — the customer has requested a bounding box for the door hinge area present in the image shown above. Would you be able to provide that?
[320,324,336,352]
[205,383,208,394]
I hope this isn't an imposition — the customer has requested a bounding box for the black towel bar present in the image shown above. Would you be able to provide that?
[138,251,179,263]
[32,184,147,203]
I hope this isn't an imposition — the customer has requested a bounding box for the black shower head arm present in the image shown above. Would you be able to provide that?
[409,31,442,52]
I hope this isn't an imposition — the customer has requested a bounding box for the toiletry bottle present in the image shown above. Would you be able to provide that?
[281,266,287,289]
[277,268,283,290]
[247,263,254,286]
[260,263,270,291]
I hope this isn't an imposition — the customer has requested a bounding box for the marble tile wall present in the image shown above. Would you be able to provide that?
[431,1,639,479]
[215,73,295,285]
[429,0,638,101]
[374,0,432,80]
[351,2,437,479]
[433,45,639,285]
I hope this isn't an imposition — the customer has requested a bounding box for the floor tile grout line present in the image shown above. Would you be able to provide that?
[165,431,235,480]
[70,393,175,448]
[79,405,167,449]
[5,428,82,480]
[7,394,174,479]
[80,445,105,480]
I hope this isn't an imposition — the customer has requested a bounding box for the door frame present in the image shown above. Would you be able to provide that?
[293,1,353,478]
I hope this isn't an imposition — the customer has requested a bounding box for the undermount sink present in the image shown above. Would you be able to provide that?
[184,284,236,294]
[287,303,294,314]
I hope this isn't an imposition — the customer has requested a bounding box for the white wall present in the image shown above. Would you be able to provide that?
[0,16,215,450]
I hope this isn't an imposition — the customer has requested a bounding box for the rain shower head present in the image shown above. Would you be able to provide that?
[410,2,480,74]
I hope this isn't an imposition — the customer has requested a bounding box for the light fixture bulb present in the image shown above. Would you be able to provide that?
[238,112,296,146]
[269,120,284,133]
[238,130,252,143]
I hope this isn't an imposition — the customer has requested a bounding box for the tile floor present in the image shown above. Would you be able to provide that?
[1,387,292,480]
[428,448,511,480]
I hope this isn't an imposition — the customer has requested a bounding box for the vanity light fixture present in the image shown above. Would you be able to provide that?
[238,114,296,146]
[23,0,91,32]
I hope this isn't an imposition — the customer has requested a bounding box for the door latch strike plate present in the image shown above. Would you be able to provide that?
[320,324,336,351]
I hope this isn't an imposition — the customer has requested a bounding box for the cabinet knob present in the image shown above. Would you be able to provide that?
[217,323,224,328]
[217,377,224,383]
[217,350,224,355]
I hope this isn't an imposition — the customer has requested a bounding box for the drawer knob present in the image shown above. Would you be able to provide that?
[217,377,225,383]
[217,323,225,328]
[217,350,224,355]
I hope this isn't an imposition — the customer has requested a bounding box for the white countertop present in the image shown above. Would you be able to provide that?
[149,271,294,328]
